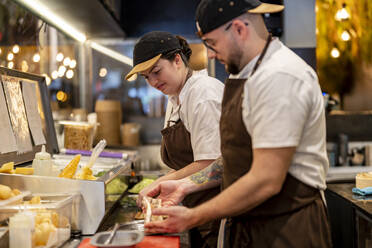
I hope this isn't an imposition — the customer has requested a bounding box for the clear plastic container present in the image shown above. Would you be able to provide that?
[0,193,75,229]
[64,122,93,151]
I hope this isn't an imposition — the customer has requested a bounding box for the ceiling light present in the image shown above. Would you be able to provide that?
[51,70,58,79]
[341,31,350,41]
[7,61,14,69]
[66,70,74,79]
[14,0,86,42]
[58,65,66,77]
[56,53,64,62]
[12,45,20,54]
[42,74,51,85]
[33,53,41,62]
[7,53,14,61]
[335,3,350,21]
[331,48,340,58]
[69,59,77,68]
[99,68,107,77]
[63,57,71,66]
[88,41,133,66]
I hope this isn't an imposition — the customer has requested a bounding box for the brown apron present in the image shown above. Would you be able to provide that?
[218,35,332,248]
[161,106,220,248]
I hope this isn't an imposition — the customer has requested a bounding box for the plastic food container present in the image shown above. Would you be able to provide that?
[0,193,76,228]
[0,191,31,207]
[90,230,144,248]
[63,122,94,150]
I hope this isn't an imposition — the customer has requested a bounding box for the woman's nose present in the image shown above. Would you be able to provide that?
[147,76,158,87]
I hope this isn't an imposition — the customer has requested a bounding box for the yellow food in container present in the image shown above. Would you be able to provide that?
[64,122,93,151]
[356,172,372,189]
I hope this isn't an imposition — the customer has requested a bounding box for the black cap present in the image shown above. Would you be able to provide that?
[126,31,182,80]
[196,0,284,36]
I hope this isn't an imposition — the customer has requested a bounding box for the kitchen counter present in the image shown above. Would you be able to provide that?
[326,183,372,248]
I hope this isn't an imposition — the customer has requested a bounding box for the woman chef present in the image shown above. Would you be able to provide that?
[125,31,224,248]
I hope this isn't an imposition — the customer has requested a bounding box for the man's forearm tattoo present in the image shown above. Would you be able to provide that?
[190,157,223,185]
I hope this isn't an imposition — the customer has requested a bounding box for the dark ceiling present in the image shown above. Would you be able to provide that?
[119,0,201,38]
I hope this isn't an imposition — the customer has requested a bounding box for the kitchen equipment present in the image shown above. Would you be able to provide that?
[104,223,119,245]
[90,230,144,248]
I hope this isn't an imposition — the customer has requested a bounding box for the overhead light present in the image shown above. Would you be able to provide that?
[7,61,14,69]
[88,41,133,66]
[12,45,20,54]
[63,57,71,66]
[99,67,107,78]
[341,31,350,41]
[0,48,2,55]
[33,53,41,62]
[66,69,74,79]
[51,70,58,79]
[69,59,77,68]
[335,3,350,21]
[58,65,67,77]
[14,0,86,42]
[7,53,14,61]
[56,53,64,62]
[331,48,340,58]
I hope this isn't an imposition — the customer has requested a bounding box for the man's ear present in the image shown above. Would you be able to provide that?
[233,20,249,39]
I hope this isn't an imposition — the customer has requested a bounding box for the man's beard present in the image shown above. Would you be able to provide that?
[225,47,242,75]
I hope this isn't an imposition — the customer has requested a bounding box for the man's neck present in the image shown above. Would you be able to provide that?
[240,35,269,70]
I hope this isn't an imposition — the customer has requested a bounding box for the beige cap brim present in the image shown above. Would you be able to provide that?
[125,54,162,80]
[248,3,284,13]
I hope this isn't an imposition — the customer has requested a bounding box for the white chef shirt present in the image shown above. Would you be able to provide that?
[164,69,224,161]
[230,38,329,190]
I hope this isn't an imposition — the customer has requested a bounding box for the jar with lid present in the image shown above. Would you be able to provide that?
[32,145,52,176]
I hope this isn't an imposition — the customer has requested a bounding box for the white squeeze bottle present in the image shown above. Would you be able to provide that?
[32,145,52,176]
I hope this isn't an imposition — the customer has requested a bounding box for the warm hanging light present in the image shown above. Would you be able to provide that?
[56,53,64,62]
[33,53,41,62]
[7,61,14,69]
[331,48,340,58]
[63,57,71,66]
[51,70,59,79]
[99,67,107,78]
[12,45,20,54]
[66,70,74,79]
[7,53,14,61]
[56,91,68,102]
[58,65,66,77]
[0,48,2,55]
[341,30,351,41]
[335,3,350,21]
[69,59,76,68]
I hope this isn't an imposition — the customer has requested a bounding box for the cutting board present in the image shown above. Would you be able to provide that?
[78,236,180,248]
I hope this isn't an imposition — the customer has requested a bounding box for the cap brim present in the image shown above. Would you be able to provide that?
[125,54,162,80]
[248,3,284,13]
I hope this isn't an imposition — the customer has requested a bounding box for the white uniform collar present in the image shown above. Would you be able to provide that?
[169,69,208,106]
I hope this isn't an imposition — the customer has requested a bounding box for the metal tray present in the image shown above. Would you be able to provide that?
[90,230,144,248]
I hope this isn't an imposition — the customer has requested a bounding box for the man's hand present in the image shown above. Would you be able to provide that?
[145,180,187,207]
[144,206,199,234]
[137,183,158,207]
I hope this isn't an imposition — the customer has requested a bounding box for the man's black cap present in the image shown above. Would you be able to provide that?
[126,31,181,80]
[196,0,284,36]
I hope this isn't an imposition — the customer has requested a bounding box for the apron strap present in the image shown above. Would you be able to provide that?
[217,218,228,248]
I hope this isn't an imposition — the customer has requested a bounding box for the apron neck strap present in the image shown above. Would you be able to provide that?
[250,33,272,77]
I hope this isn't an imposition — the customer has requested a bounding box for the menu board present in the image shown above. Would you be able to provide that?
[1,75,33,154]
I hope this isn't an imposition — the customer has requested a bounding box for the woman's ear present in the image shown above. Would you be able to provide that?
[174,53,182,67]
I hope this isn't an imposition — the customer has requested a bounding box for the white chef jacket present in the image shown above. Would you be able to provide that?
[230,38,329,190]
[164,69,224,161]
